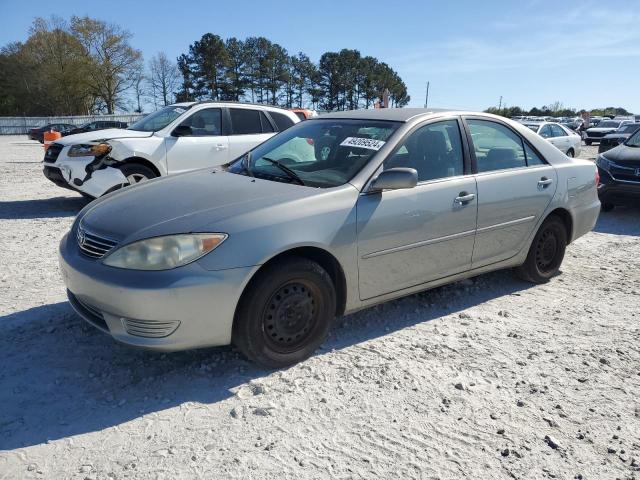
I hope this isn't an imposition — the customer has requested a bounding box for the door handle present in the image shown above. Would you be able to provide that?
[454,192,475,204]
[538,177,553,188]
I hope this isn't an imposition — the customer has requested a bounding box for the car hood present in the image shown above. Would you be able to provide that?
[587,127,617,133]
[56,129,153,145]
[601,144,640,163]
[78,169,327,243]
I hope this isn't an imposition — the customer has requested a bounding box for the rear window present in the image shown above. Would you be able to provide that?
[230,108,262,135]
[270,111,295,131]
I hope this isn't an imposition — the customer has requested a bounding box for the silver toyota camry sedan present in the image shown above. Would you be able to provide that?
[59,109,600,367]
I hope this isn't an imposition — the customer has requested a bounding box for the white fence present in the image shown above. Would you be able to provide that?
[0,114,146,135]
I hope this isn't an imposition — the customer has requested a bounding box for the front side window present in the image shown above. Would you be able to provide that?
[227,119,400,188]
[179,108,222,136]
[539,124,553,138]
[384,120,464,182]
[128,105,193,132]
[467,119,527,172]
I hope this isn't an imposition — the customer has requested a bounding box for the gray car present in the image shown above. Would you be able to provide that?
[59,109,600,367]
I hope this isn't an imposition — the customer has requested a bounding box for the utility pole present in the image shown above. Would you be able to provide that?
[498,95,503,113]
[425,81,430,108]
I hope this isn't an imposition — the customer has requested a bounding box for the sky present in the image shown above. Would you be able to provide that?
[1,0,639,113]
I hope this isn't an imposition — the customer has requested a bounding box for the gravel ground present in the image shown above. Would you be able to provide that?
[0,136,639,480]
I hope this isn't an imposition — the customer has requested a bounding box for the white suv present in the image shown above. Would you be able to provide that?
[42,102,299,198]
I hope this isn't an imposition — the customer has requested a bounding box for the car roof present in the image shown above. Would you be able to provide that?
[170,101,294,113]
[317,108,454,122]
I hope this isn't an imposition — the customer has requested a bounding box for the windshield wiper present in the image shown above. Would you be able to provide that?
[261,157,306,185]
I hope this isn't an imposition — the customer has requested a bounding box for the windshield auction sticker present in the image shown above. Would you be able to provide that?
[340,137,386,151]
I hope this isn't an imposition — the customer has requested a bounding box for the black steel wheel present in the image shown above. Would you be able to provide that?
[516,215,567,284]
[233,256,336,368]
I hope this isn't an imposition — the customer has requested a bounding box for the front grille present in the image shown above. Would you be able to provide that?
[77,226,118,259]
[68,291,109,332]
[609,162,640,184]
[122,318,181,338]
[44,143,63,163]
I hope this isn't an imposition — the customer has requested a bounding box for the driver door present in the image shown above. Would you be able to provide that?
[165,107,229,173]
[356,119,477,300]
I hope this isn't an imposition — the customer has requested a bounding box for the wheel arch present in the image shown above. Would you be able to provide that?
[546,207,574,243]
[234,246,348,321]
[119,156,162,177]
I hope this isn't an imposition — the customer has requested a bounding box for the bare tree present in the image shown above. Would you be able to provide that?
[131,60,146,112]
[71,16,142,113]
[148,52,179,107]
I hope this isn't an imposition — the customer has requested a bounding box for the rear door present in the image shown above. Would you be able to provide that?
[356,118,477,300]
[227,108,275,159]
[464,117,557,268]
[165,107,229,173]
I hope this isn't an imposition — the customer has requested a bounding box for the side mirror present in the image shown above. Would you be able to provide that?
[172,125,193,137]
[369,168,418,193]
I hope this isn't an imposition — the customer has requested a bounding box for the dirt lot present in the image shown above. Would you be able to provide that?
[0,136,639,480]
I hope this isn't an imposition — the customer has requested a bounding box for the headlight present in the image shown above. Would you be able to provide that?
[103,233,227,270]
[68,143,112,157]
[596,155,612,170]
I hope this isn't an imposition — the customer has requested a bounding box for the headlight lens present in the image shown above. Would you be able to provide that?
[68,143,112,157]
[596,155,612,170]
[103,233,227,270]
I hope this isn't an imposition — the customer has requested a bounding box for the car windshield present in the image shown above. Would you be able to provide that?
[227,119,401,188]
[597,121,620,129]
[626,130,640,147]
[128,105,193,132]
[621,124,640,134]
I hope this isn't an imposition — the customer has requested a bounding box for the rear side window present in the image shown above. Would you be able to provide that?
[270,111,295,131]
[467,119,527,172]
[230,108,262,135]
[524,143,545,166]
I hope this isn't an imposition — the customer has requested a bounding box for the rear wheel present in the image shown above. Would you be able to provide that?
[516,215,567,284]
[233,257,336,368]
[566,148,575,158]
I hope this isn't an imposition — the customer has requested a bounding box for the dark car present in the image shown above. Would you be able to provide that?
[64,120,128,136]
[596,129,640,211]
[598,123,640,153]
[28,123,75,143]
[584,120,633,145]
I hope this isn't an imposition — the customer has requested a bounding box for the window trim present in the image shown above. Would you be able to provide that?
[461,116,549,175]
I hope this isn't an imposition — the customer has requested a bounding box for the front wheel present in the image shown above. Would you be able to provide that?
[585,140,592,146]
[566,148,575,158]
[233,257,336,368]
[119,163,156,187]
[516,216,567,284]
[601,203,615,212]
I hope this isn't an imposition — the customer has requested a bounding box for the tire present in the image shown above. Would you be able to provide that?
[585,140,592,146]
[233,256,337,368]
[118,163,157,186]
[516,215,567,284]
[601,203,615,212]
[566,148,575,158]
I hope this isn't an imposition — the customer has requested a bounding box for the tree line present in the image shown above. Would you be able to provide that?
[0,16,409,116]
[485,102,633,118]
[176,34,410,110]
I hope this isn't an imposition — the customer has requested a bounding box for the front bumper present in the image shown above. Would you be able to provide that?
[597,168,640,206]
[59,232,257,351]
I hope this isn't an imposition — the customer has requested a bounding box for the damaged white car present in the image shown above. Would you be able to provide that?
[42,102,299,198]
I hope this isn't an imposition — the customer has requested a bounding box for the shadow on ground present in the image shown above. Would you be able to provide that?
[0,270,531,451]
[0,196,90,220]
[593,205,640,236]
